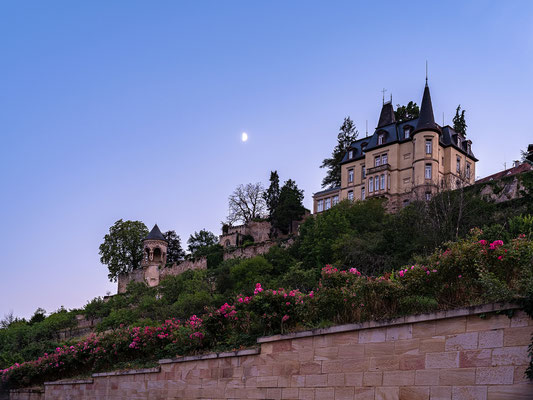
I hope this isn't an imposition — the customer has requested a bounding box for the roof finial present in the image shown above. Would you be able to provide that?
[366,120,368,137]
[390,93,393,103]
[381,88,387,105]
[425,61,428,86]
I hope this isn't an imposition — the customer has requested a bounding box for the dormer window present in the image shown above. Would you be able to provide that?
[348,150,353,159]
[404,127,411,139]
[361,143,367,154]
[378,134,385,145]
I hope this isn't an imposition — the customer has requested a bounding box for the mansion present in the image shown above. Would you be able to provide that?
[313,82,477,213]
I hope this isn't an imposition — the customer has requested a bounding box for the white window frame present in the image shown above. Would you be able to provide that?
[380,174,385,190]
[374,177,379,192]
[361,187,365,200]
[332,195,339,206]
[456,157,461,173]
[425,139,432,154]
[369,177,374,192]
[325,198,331,210]
[404,127,410,139]
[348,150,353,159]
[425,192,432,201]
[317,200,324,212]
[381,153,388,165]
[362,165,366,178]
[466,163,471,179]
[375,156,381,167]
[348,190,354,201]
[425,164,432,179]
[348,168,354,183]
[378,134,384,145]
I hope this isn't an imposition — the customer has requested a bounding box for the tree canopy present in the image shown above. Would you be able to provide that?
[263,171,280,220]
[187,229,219,259]
[453,105,467,136]
[320,117,358,188]
[227,183,266,224]
[163,230,185,266]
[271,179,306,234]
[394,101,419,122]
[99,219,148,281]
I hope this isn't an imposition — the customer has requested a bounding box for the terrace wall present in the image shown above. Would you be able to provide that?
[8,303,533,399]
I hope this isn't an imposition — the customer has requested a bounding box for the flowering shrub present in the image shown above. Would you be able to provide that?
[2,233,532,389]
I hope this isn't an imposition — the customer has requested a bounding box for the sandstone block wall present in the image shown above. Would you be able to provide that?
[8,303,533,400]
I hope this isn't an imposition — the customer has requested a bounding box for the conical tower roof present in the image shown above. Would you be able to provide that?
[145,224,166,241]
[414,83,441,134]
[377,101,396,128]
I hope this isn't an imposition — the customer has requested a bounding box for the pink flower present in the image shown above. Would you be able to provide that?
[398,270,405,277]
[498,255,503,260]
[281,315,290,322]
[458,275,462,278]
[309,291,314,298]
[478,240,487,245]
[254,283,263,294]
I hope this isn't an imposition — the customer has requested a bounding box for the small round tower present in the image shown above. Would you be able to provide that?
[142,224,167,287]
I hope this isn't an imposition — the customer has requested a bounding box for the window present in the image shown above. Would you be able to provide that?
[348,190,354,201]
[348,168,354,183]
[381,153,388,165]
[378,134,385,145]
[362,165,366,178]
[403,199,410,207]
[466,163,471,179]
[456,157,461,173]
[332,195,339,206]
[369,177,374,192]
[404,127,411,139]
[425,139,432,154]
[380,174,385,190]
[375,156,381,167]
[325,198,331,210]
[425,192,432,201]
[361,187,365,200]
[317,200,324,212]
[374,177,379,192]
[348,150,353,159]
[425,164,432,179]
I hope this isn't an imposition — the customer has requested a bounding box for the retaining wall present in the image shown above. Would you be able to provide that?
[8,303,533,399]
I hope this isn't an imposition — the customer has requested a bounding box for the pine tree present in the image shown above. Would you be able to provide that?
[320,117,358,188]
[163,230,185,266]
[263,171,280,220]
[453,105,467,136]
[272,179,306,234]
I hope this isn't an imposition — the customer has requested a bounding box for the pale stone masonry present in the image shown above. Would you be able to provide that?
[9,303,533,400]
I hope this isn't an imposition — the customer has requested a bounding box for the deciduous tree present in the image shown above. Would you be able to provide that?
[187,229,219,258]
[394,101,419,122]
[99,219,148,281]
[227,182,266,224]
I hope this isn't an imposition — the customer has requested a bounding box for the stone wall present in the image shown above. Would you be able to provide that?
[223,241,277,261]
[8,303,533,399]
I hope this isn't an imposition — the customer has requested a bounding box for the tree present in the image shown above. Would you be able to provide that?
[263,171,280,219]
[394,101,419,122]
[453,105,467,136]
[187,229,219,258]
[521,145,533,165]
[272,179,306,234]
[99,219,148,282]
[163,230,185,266]
[321,117,358,188]
[227,182,266,224]
[29,308,46,325]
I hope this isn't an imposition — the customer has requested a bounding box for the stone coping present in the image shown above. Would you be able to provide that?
[44,379,93,386]
[257,302,520,343]
[92,366,160,377]
[159,348,260,364]
[9,387,44,393]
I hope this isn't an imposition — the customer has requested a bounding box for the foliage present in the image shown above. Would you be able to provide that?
[163,230,185,266]
[263,171,280,220]
[4,233,532,389]
[394,101,419,122]
[187,229,218,259]
[453,104,467,136]
[227,183,266,224]
[320,117,358,188]
[229,256,273,294]
[98,220,148,282]
[271,179,306,234]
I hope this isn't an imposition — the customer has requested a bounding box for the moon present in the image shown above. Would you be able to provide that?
[241,132,248,142]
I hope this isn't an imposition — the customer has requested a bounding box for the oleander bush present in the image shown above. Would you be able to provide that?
[2,232,532,389]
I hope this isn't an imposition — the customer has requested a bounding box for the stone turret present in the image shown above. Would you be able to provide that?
[141,224,167,287]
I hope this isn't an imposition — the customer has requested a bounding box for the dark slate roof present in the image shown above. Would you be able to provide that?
[377,102,396,128]
[313,186,341,197]
[145,224,166,241]
[414,83,441,135]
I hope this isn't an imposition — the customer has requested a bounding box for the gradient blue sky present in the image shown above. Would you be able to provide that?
[1,1,532,319]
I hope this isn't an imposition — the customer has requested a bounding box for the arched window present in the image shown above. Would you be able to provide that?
[153,247,162,262]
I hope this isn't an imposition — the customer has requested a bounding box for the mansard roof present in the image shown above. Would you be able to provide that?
[145,224,166,242]
[340,119,477,165]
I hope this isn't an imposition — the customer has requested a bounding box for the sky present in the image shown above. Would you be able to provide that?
[1,1,532,319]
